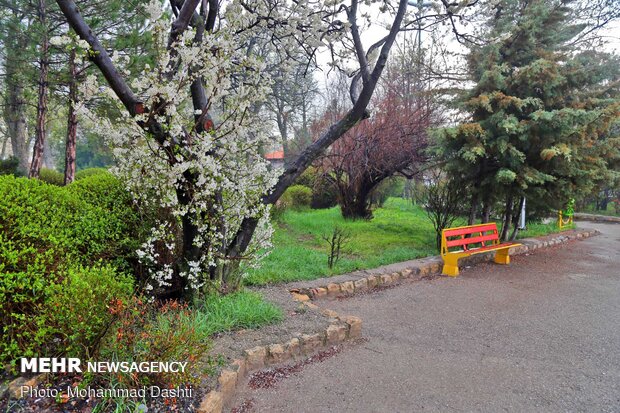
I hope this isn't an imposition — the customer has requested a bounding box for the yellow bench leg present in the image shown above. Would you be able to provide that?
[494,249,510,265]
[442,256,460,277]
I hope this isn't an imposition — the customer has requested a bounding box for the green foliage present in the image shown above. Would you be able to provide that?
[38,167,64,186]
[98,291,281,388]
[293,166,338,209]
[75,167,110,180]
[310,177,338,209]
[435,0,620,221]
[295,166,318,188]
[99,299,213,388]
[0,263,133,369]
[0,174,147,367]
[0,157,22,176]
[286,185,312,209]
[275,184,313,216]
[370,177,406,207]
[199,291,284,331]
[518,221,575,238]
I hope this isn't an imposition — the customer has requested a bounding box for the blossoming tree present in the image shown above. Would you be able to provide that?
[54,0,476,297]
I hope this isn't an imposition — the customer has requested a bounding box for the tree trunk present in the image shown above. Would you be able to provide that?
[276,110,289,160]
[509,196,525,241]
[468,191,479,225]
[64,49,78,185]
[29,0,50,179]
[340,194,372,219]
[481,198,492,223]
[43,133,54,168]
[3,15,30,174]
[500,193,514,241]
[339,177,377,220]
[0,136,8,159]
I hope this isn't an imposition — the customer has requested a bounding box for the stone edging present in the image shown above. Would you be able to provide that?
[573,213,620,223]
[197,307,362,413]
[288,228,600,302]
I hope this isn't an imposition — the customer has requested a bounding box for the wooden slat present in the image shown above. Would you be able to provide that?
[446,233,499,248]
[443,223,497,238]
[466,243,517,254]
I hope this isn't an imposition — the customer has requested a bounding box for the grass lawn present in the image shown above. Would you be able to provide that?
[245,198,446,285]
[245,197,579,286]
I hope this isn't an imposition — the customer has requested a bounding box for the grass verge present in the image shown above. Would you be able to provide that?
[198,291,284,333]
[517,221,576,238]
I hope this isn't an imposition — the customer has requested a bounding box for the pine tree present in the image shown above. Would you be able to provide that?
[437,0,620,239]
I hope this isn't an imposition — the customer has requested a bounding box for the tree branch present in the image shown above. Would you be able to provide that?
[55,0,143,116]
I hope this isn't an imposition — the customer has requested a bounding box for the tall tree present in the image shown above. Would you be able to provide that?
[436,0,620,240]
[317,88,434,219]
[54,0,479,296]
[63,48,77,184]
[1,8,31,174]
[265,59,320,161]
[29,0,51,178]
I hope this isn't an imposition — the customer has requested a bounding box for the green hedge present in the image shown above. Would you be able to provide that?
[38,168,64,186]
[0,173,146,368]
[75,167,110,180]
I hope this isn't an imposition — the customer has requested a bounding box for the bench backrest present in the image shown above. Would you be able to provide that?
[441,223,500,256]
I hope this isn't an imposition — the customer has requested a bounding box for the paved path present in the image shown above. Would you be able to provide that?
[232,222,620,412]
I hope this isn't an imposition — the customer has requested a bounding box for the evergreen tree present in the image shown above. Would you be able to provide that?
[436,0,620,239]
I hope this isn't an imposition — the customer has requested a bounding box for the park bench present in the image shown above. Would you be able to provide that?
[440,222,521,277]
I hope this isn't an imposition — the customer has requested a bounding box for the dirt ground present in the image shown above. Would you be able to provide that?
[230,222,620,412]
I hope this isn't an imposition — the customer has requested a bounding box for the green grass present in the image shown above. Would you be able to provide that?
[197,291,284,334]
[517,221,576,238]
[245,197,577,286]
[245,198,442,285]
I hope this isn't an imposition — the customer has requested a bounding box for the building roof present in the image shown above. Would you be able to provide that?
[265,150,285,160]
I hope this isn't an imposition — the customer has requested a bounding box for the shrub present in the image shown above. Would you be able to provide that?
[0,157,22,176]
[0,264,133,369]
[99,299,213,388]
[286,185,312,210]
[0,175,147,367]
[75,167,109,180]
[417,175,467,251]
[272,185,313,218]
[310,177,338,209]
[0,174,144,272]
[295,166,317,188]
[38,167,65,186]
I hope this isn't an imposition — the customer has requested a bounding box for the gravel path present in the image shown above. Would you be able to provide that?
[231,222,620,412]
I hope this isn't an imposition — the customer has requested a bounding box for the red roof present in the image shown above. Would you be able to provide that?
[265,150,284,160]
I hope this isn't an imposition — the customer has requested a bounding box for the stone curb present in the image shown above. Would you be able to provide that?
[289,228,600,301]
[573,213,620,223]
[196,307,362,413]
